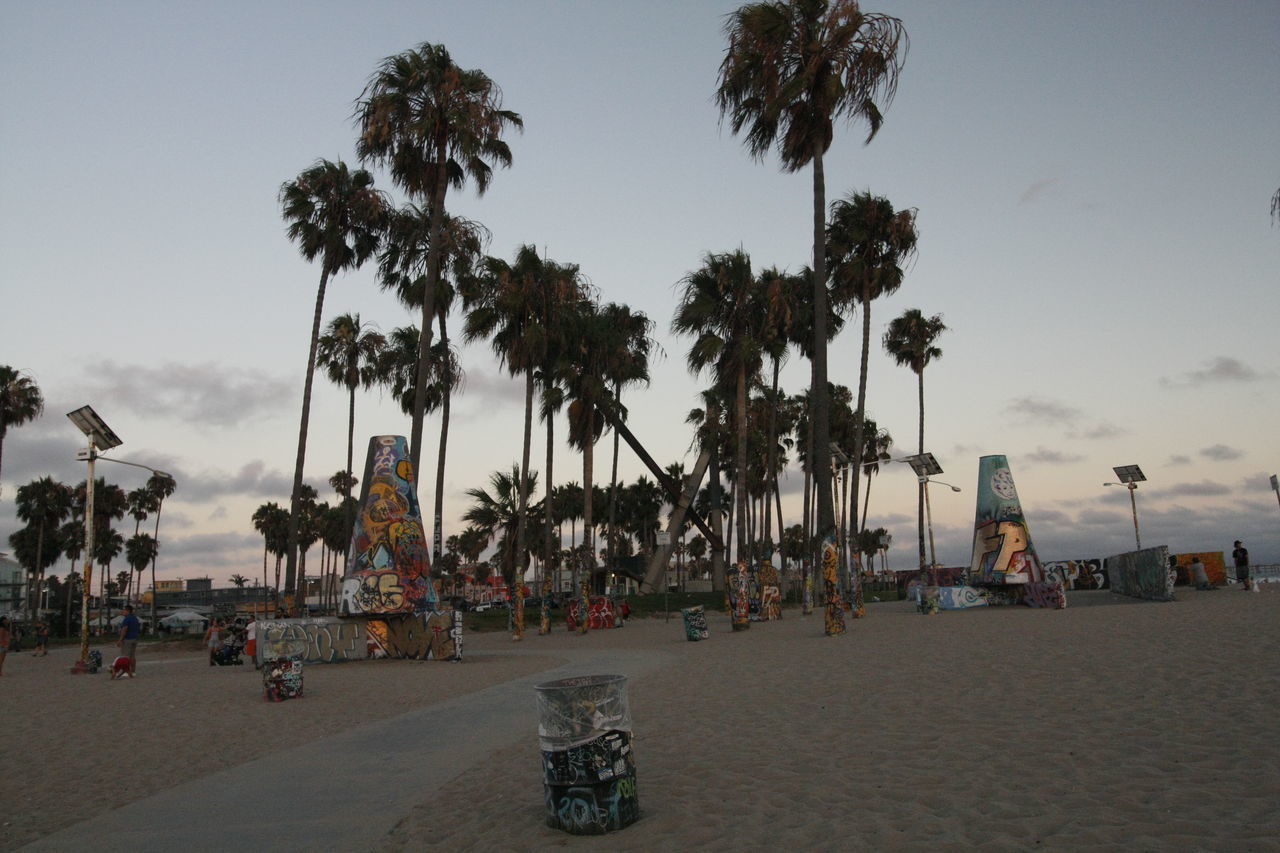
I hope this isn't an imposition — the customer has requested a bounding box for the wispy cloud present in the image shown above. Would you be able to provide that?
[1018,177,1059,205]
[76,361,293,428]
[1024,446,1085,465]
[1167,455,1192,466]
[1200,444,1243,461]
[1005,397,1081,425]
[1159,357,1273,388]
[1069,422,1125,441]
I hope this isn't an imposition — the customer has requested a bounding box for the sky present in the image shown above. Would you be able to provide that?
[2,0,1277,589]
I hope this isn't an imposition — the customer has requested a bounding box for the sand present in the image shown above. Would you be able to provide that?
[3,587,1279,851]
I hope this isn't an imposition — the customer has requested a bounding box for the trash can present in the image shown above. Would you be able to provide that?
[263,657,303,701]
[535,674,638,834]
[681,606,708,641]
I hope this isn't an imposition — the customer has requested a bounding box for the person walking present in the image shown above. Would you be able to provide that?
[34,620,49,656]
[1232,540,1250,589]
[117,604,141,677]
[0,617,10,676]
[204,618,224,666]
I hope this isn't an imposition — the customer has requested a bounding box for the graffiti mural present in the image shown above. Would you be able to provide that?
[1170,551,1227,587]
[263,658,303,701]
[540,573,553,635]
[566,596,618,631]
[367,611,463,661]
[682,605,709,641]
[342,436,437,616]
[969,455,1044,585]
[257,618,365,664]
[1107,546,1175,602]
[937,586,988,609]
[822,534,845,636]
[1043,559,1107,590]
[731,560,751,630]
[1021,581,1067,609]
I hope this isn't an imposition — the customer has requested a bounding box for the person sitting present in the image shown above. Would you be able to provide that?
[1191,557,1214,591]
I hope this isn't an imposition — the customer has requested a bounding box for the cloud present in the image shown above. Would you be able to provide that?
[77,361,293,428]
[1159,357,1273,388]
[1070,423,1125,441]
[1005,397,1081,425]
[1018,177,1059,205]
[1167,455,1192,466]
[1199,444,1243,461]
[1162,480,1231,498]
[451,368,525,416]
[1024,446,1085,465]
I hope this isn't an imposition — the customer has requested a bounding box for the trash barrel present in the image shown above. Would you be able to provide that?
[263,656,303,701]
[681,606,708,641]
[535,674,639,834]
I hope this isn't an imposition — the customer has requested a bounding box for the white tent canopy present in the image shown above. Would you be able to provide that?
[159,610,209,629]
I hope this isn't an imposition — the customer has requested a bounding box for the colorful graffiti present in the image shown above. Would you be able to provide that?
[258,618,364,663]
[540,573,553,635]
[822,534,845,636]
[544,772,640,835]
[342,436,437,615]
[969,455,1044,585]
[731,560,751,630]
[257,613,462,664]
[938,586,988,609]
[681,605,709,641]
[566,596,618,631]
[1043,559,1107,590]
[1170,551,1227,587]
[1021,581,1067,609]
[263,658,303,701]
[367,611,463,661]
[1107,546,1175,602]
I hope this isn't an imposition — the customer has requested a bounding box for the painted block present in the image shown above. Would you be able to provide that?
[681,605,708,641]
[367,610,462,661]
[566,596,618,631]
[1107,546,1175,601]
[936,586,988,609]
[263,658,303,701]
[342,436,437,616]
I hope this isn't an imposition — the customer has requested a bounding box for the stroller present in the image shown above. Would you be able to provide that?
[212,641,244,666]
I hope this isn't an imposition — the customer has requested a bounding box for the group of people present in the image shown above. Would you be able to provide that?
[1176,540,1252,591]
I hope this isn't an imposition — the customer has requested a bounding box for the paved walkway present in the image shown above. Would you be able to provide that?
[22,645,672,852]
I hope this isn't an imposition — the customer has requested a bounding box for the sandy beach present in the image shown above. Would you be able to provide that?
[4,587,1279,851]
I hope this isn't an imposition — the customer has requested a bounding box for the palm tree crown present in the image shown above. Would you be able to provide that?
[0,365,45,497]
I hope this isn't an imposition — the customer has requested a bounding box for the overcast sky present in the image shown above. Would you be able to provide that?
[2,0,1277,587]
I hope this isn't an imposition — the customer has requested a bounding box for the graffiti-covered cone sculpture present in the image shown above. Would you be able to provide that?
[341,436,438,616]
[968,455,1064,608]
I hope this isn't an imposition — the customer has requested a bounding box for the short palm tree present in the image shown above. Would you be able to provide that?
[124,533,157,604]
[252,501,287,600]
[463,466,538,592]
[0,365,44,497]
[717,0,908,549]
[357,41,522,473]
[279,158,388,593]
[883,308,947,576]
[317,312,386,559]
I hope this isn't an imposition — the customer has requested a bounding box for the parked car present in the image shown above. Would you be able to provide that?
[472,601,496,613]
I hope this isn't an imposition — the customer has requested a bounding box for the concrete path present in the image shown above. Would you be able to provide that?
[22,645,672,852]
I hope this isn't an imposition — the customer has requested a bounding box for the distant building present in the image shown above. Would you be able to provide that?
[0,553,23,614]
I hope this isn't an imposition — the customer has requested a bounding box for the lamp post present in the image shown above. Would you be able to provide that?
[923,478,962,574]
[66,406,172,673]
[1104,464,1146,551]
[902,453,944,587]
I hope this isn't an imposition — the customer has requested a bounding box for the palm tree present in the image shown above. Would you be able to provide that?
[717,0,908,554]
[0,366,44,497]
[600,304,656,572]
[252,501,288,607]
[317,311,386,559]
[14,477,72,615]
[145,471,176,634]
[125,486,158,601]
[378,207,488,557]
[124,533,157,604]
[463,466,538,592]
[94,527,124,632]
[279,158,388,596]
[858,423,893,533]
[356,41,522,473]
[827,190,918,555]
[230,574,249,589]
[672,249,766,569]
[883,308,947,579]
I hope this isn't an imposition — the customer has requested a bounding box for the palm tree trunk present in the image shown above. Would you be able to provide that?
[764,359,780,562]
[286,267,330,594]
[579,415,595,633]
[608,384,622,572]
[345,383,356,564]
[916,369,927,579]
[149,500,165,636]
[735,368,749,566]
[408,141,449,475]
[861,469,874,534]
[513,371,534,639]
[849,280,873,568]
[541,386,555,635]
[810,145,835,546]
[433,312,453,566]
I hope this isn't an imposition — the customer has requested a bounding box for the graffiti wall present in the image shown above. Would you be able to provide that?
[342,436,437,616]
[1107,546,1175,602]
[969,455,1045,585]
[1170,552,1227,587]
[257,612,462,664]
[566,596,618,631]
[1043,559,1107,590]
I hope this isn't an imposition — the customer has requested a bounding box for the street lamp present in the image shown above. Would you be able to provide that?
[1104,464,1146,551]
[923,478,962,573]
[66,406,172,674]
[902,453,944,586]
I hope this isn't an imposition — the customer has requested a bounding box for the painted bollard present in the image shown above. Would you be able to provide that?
[263,657,303,701]
[682,605,709,641]
[535,674,638,834]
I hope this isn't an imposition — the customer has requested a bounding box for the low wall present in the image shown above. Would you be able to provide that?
[1106,546,1174,602]
[256,611,463,665]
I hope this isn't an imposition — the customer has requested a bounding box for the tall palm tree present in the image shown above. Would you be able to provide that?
[356,41,522,474]
[563,300,613,597]
[279,158,387,595]
[717,0,908,552]
[93,527,124,632]
[858,422,893,533]
[14,477,72,615]
[827,190,918,554]
[883,308,947,578]
[124,533,157,605]
[600,304,656,573]
[125,486,159,601]
[252,501,288,608]
[672,250,765,568]
[145,471,176,634]
[0,365,44,498]
[317,311,386,560]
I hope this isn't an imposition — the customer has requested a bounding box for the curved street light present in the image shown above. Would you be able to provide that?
[1103,481,1142,551]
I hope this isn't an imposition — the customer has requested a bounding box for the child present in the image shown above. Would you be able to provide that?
[110,655,133,679]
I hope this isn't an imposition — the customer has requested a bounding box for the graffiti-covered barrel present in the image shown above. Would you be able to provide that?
[263,657,303,701]
[681,605,708,641]
[535,674,638,834]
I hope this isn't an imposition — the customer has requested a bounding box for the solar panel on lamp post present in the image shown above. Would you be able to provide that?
[902,454,944,586]
[1104,464,1147,551]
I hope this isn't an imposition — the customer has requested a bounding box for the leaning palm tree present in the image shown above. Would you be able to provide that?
[356,41,522,474]
[883,308,947,579]
[317,312,386,559]
[279,158,388,594]
[672,249,766,569]
[827,190,918,557]
[15,476,72,616]
[717,0,908,552]
[0,365,45,498]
